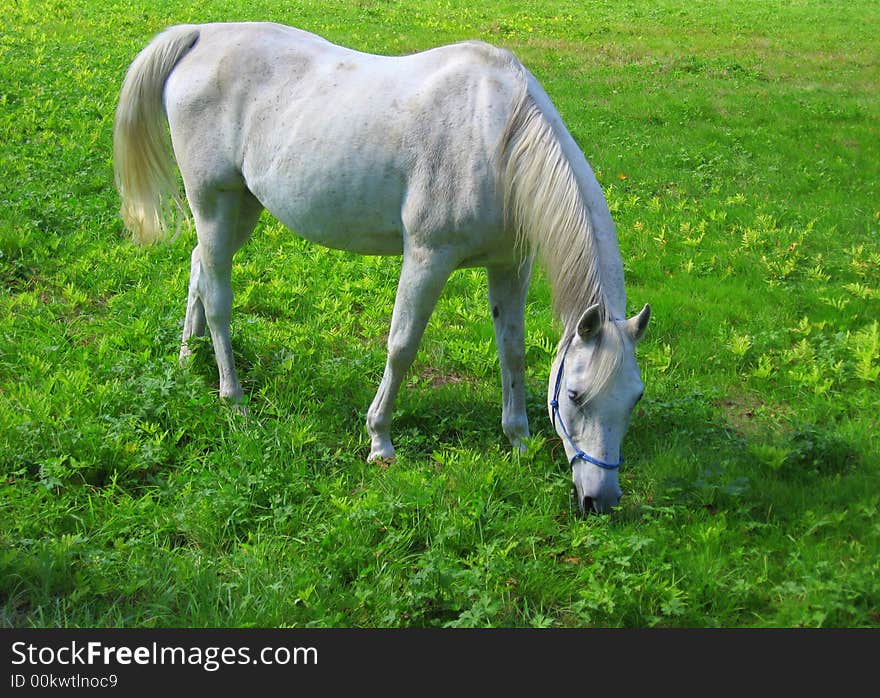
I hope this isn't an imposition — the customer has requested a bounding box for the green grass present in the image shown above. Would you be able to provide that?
[1,0,878,628]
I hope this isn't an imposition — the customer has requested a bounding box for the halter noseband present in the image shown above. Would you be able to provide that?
[550,337,624,471]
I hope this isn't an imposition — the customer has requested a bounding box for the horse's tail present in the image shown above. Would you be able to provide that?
[497,74,607,330]
[113,26,200,244]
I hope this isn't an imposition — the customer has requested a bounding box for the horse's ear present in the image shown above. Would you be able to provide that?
[576,304,603,341]
[626,303,651,343]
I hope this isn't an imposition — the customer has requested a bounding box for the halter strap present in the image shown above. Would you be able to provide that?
[550,339,624,471]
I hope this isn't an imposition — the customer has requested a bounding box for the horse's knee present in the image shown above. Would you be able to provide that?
[386,336,418,370]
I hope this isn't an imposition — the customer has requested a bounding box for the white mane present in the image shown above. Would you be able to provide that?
[498,81,626,401]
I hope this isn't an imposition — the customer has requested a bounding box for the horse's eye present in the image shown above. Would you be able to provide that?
[567,389,581,404]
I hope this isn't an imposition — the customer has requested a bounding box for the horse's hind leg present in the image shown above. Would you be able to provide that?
[366,248,456,461]
[186,187,262,403]
[488,261,532,450]
[179,244,207,364]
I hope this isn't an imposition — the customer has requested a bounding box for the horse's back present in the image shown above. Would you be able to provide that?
[163,23,528,261]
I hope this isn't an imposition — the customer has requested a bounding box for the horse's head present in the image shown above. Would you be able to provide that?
[548,303,650,514]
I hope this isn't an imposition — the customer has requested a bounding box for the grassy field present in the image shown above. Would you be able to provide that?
[1,0,878,627]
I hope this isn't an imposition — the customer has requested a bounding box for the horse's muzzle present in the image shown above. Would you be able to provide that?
[580,491,621,515]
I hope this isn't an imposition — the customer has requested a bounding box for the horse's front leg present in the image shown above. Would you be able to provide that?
[366,249,455,462]
[488,261,532,451]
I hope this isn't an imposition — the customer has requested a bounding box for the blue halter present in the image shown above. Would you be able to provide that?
[550,338,624,471]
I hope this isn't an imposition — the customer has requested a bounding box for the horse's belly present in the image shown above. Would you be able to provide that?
[249,164,406,256]
[274,204,405,256]
[293,226,403,256]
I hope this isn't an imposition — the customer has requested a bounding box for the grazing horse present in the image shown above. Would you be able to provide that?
[113,22,650,512]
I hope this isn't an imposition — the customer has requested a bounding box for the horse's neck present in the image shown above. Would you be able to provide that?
[563,137,627,323]
[576,161,627,321]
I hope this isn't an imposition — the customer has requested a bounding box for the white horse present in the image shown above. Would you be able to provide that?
[113,22,650,513]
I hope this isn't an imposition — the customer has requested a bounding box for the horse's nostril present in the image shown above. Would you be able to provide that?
[583,496,595,513]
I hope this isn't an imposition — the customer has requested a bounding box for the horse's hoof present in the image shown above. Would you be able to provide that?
[178,348,193,368]
[221,394,249,417]
[368,443,395,465]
